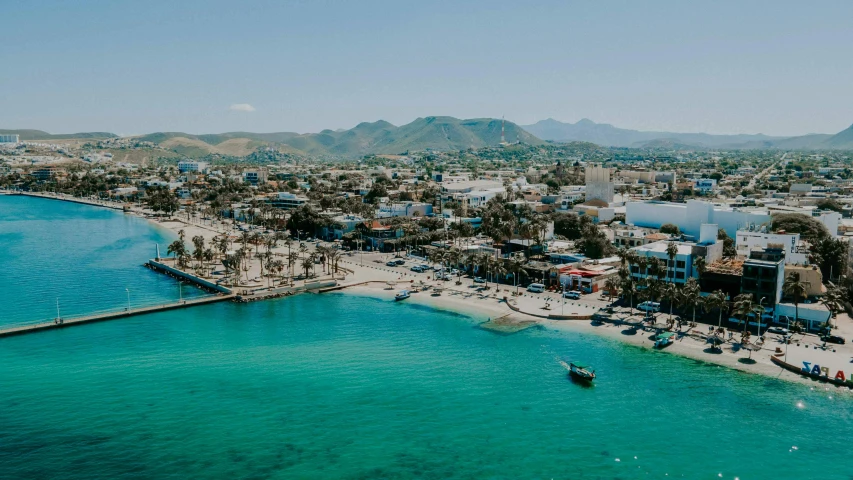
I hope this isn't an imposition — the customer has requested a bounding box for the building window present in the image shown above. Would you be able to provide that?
[631,266,639,274]
[676,260,685,269]
[675,272,685,279]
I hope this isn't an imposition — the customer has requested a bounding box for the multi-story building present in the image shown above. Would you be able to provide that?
[735,229,809,264]
[585,164,614,204]
[30,166,65,181]
[178,161,209,173]
[741,249,785,307]
[693,179,717,194]
[266,192,308,210]
[626,199,771,238]
[629,224,723,284]
[243,169,268,185]
[377,202,433,218]
[628,224,723,284]
[0,134,20,143]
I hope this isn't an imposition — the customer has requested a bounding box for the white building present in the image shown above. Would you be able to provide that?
[585,164,614,204]
[377,202,433,218]
[0,134,20,143]
[628,224,723,284]
[735,230,809,265]
[243,169,268,185]
[454,187,505,208]
[693,179,717,194]
[440,180,503,195]
[626,200,771,239]
[266,192,308,210]
[178,161,209,173]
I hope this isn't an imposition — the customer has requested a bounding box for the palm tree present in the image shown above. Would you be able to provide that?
[665,242,678,284]
[604,277,619,303]
[301,256,313,279]
[679,278,701,328]
[820,283,844,331]
[693,256,707,283]
[733,293,755,335]
[287,251,299,283]
[662,282,680,324]
[202,248,215,277]
[491,258,508,292]
[167,239,188,269]
[327,249,342,275]
[782,272,809,332]
[192,235,205,270]
[214,234,229,260]
[705,290,728,332]
[509,256,529,295]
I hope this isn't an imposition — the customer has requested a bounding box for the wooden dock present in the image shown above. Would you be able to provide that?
[0,294,232,339]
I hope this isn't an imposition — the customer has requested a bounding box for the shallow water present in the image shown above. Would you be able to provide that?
[1,196,852,479]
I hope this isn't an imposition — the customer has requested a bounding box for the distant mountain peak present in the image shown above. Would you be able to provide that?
[576,118,596,126]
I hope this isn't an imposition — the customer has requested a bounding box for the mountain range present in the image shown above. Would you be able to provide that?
[4,116,853,156]
[521,118,853,150]
[130,117,540,157]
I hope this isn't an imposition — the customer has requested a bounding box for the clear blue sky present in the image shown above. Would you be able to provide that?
[2,0,852,137]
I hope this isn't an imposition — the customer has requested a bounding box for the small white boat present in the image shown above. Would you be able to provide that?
[395,290,411,301]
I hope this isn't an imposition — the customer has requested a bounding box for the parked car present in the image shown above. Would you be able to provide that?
[473,277,486,283]
[386,261,398,267]
[766,326,789,335]
[637,301,661,313]
[449,268,460,275]
[563,291,581,300]
[437,273,452,281]
[821,335,846,345]
[411,266,425,272]
[394,259,406,265]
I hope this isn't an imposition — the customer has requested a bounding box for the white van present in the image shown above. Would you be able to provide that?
[637,301,661,312]
[527,283,545,293]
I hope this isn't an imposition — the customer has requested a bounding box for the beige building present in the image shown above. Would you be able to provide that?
[785,264,826,297]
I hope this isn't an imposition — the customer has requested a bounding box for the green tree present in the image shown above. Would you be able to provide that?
[782,272,809,331]
[679,278,701,328]
[660,223,680,235]
[771,213,830,243]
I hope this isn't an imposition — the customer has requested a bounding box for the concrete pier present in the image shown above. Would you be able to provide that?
[0,294,232,339]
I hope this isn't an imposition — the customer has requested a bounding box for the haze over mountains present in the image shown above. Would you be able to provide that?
[3,116,853,156]
[521,118,851,150]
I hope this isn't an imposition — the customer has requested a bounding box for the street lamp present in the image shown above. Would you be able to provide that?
[758,296,766,338]
[125,288,130,312]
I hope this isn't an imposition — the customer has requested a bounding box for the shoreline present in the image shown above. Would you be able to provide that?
[6,190,852,393]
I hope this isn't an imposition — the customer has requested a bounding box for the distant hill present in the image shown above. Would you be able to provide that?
[521,118,785,149]
[522,118,853,150]
[823,124,853,149]
[136,117,542,157]
[0,129,118,140]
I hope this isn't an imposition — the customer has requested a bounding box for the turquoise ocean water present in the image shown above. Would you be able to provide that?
[0,196,206,327]
[1,195,852,479]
